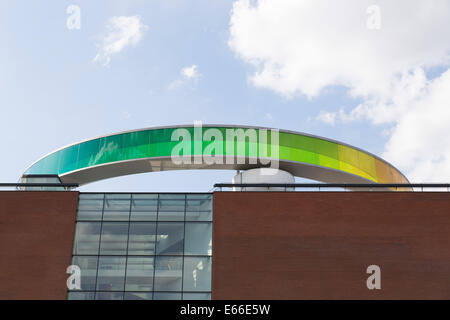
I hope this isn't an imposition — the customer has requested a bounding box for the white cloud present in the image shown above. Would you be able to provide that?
[229,0,450,182]
[382,70,450,182]
[122,111,131,119]
[168,65,200,90]
[229,0,450,98]
[316,111,336,126]
[181,65,199,79]
[93,15,148,67]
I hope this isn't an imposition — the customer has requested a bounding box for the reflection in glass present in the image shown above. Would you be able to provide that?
[124,292,153,300]
[73,222,101,255]
[184,223,212,256]
[154,256,182,291]
[72,192,212,300]
[77,210,102,221]
[71,256,98,290]
[153,292,182,300]
[183,293,211,300]
[128,222,156,255]
[78,195,104,220]
[131,194,158,221]
[68,292,96,300]
[186,195,212,221]
[183,257,212,292]
[156,222,184,255]
[103,195,130,221]
[99,222,129,255]
[125,257,154,291]
[96,256,126,291]
[78,198,104,211]
[95,292,124,300]
[158,198,185,221]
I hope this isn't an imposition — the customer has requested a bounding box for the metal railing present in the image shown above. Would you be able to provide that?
[213,183,450,192]
[0,183,79,190]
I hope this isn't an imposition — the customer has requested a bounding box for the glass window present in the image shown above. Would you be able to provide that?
[71,256,98,291]
[125,257,154,291]
[77,210,103,221]
[95,292,124,300]
[153,292,182,300]
[73,222,101,255]
[183,257,212,292]
[99,222,129,255]
[105,193,131,200]
[124,292,153,300]
[78,195,104,221]
[78,198,104,211]
[156,222,184,255]
[68,292,96,300]
[186,195,212,221]
[158,197,185,221]
[96,257,126,291]
[131,195,158,221]
[184,223,212,256]
[70,192,213,300]
[79,193,104,200]
[103,194,130,221]
[159,194,185,199]
[154,256,183,291]
[103,210,130,221]
[183,293,211,300]
[128,222,156,255]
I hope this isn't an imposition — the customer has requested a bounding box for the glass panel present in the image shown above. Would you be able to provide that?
[154,256,182,291]
[186,194,212,200]
[130,210,157,221]
[71,256,98,291]
[125,257,154,291]
[131,195,158,221]
[77,193,104,221]
[158,198,185,221]
[184,223,212,256]
[153,292,182,300]
[103,210,130,221]
[100,222,129,255]
[73,222,101,255]
[77,210,102,221]
[79,193,104,200]
[128,222,156,255]
[159,194,185,199]
[96,257,126,291]
[105,194,131,200]
[132,194,158,200]
[95,292,124,300]
[156,222,184,255]
[124,292,153,300]
[183,293,211,300]
[183,257,212,292]
[78,198,104,211]
[186,195,212,221]
[68,292,96,300]
[103,195,130,221]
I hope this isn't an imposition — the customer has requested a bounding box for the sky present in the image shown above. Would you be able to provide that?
[1,0,450,192]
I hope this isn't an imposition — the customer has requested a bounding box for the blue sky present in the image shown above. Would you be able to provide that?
[2,0,450,191]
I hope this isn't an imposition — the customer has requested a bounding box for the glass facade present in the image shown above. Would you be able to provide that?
[68,193,212,300]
